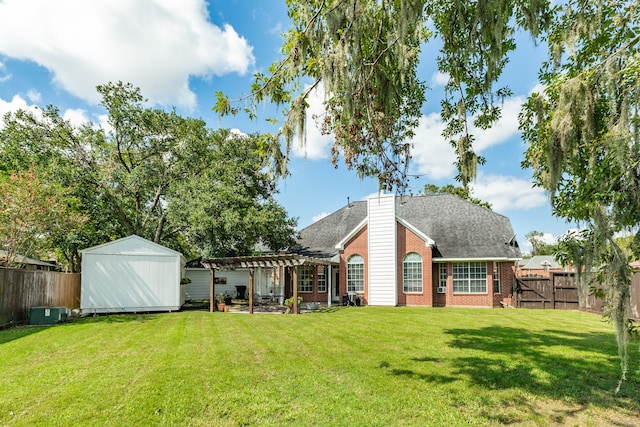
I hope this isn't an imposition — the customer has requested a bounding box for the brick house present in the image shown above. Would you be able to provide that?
[292,193,522,308]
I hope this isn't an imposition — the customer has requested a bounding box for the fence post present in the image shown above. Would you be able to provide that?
[550,273,556,310]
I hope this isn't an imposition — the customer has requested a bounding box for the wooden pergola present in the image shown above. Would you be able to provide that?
[201,254,337,314]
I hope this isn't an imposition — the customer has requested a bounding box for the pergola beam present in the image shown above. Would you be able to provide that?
[201,254,335,270]
[201,254,337,315]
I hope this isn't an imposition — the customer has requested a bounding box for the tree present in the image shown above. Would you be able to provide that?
[214,0,551,191]
[524,230,558,256]
[167,129,298,257]
[421,183,491,209]
[0,168,85,268]
[520,0,640,392]
[0,82,297,266]
[0,104,128,270]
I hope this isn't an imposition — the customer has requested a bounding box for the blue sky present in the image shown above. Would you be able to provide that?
[0,0,574,255]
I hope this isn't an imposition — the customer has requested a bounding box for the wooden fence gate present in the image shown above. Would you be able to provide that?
[515,272,580,310]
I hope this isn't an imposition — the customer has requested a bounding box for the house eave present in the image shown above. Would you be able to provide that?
[433,256,522,262]
[396,216,435,246]
[335,218,368,250]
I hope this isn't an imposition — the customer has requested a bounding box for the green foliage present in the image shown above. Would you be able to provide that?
[421,183,492,209]
[0,167,85,268]
[284,295,303,307]
[0,82,297,265]
[428,0,550,186]
[520,0,640,391]
[525,230,558,256]
[168,129,298,257]
[215,0,551,191]
[615,235,636,260]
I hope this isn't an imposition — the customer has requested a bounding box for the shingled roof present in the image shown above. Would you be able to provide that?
[293,194,521,260]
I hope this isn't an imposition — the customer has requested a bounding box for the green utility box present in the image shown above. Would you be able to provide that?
[29,307,68,325]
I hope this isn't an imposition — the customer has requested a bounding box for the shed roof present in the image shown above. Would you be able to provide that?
[294,194,521,260]
[81,235,184,258]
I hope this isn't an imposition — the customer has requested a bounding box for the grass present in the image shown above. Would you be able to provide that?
[0,307,638,426]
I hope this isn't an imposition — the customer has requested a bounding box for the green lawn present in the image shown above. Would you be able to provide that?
[0,307,638,426]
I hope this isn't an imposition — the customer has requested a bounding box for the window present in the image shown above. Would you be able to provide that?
[317,266,327,293]
[452,262,487,293]
[493,264,501,294]
[297,266,313,293]
[347,255,364,292]
[438,264,447,292]
[403,253,422,293]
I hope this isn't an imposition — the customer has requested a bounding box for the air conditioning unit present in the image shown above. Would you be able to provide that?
[29,306,68,325]
[437,286,446,294]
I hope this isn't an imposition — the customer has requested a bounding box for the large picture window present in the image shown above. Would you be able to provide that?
[403,253,422,293]
[297,266,313,293]
[452,262,487,293]
[347,255,364,293]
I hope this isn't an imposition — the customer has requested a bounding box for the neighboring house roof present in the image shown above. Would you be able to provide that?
[519,255,563,270]
[0,249,58,269]
[294,194,521,260]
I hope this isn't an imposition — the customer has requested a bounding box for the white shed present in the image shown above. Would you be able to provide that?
[81,235,186,314]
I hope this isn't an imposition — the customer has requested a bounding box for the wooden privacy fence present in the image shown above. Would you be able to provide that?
[0,268,81,327]
[515,271,639,320]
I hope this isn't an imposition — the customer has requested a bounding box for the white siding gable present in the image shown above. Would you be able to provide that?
[367,193,397,305]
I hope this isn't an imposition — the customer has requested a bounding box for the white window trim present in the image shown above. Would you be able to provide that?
[317,266,327,293]
[493,263,501,294]
[452,261,487,294]
[297,265,313,293]
[403,252,423,293]
[347,255,365,293]
[438,264,447,293]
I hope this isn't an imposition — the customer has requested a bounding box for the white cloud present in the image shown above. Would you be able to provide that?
[63,108,91,127]
[407,113,455,179]
[430,71,449,87]
[96,114,111,133]
[292,82,333,160]
[311,212,329,223]
[469,173,548,212]
[229,128,248,137]
[0,95,40,129]
[26,89,41,103]
[529,83,546,96]
[407,96,525,179]
[536,232,558,245]
[0,0,255,109]
[269,22,284,35]
[0,61,10,82]
[471,97,523,151]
